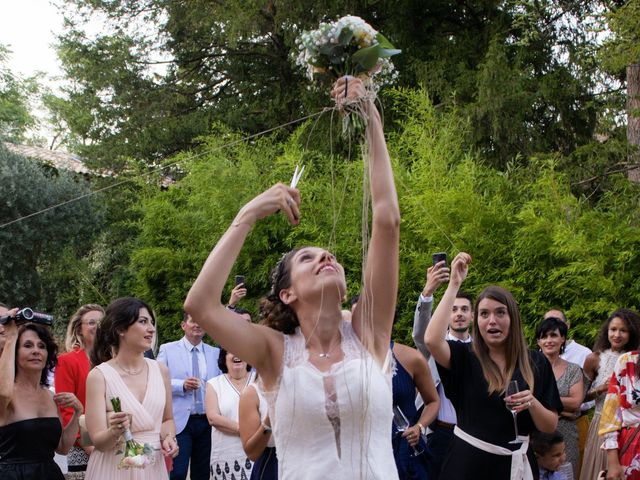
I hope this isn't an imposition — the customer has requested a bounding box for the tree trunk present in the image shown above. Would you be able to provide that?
[627,62,640,182]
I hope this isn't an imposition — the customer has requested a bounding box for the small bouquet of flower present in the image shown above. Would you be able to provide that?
[296,15,401,140]
[110,397,156,469]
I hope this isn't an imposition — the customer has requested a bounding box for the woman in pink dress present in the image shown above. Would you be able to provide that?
[85,297,179,479]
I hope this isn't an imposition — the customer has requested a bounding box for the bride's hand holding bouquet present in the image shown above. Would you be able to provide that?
[296,15,400,141]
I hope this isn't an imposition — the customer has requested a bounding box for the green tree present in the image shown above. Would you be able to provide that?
[0,45,39,143]
[129,89,640,347]
[0,145,102,319]
[598,0,640,181]
[52,0,613,172]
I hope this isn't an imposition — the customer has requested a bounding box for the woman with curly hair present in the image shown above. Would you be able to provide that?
[185,76,400,479]
[579,309,640,480]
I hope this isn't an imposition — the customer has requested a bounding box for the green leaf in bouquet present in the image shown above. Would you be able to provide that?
[352,44,381,71]
[319,43,335,56]
[375,33,396,49]
[338,27,354,46]
[378,48,402,58]
[326,45,347,65]
[309,58,329,69]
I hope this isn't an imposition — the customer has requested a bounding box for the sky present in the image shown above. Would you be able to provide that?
[0,0,64,81]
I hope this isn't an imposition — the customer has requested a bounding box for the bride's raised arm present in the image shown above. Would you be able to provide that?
[334,77,400,365]
[184,184,300,380]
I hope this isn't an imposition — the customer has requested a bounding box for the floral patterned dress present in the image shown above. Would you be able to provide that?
[599,351,640,479]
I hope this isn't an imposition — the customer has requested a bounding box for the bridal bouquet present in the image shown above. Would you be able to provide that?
[296,15,401,140]
[111,397,156,469]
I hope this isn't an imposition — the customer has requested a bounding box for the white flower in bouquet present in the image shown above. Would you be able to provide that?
[295,15,400,86]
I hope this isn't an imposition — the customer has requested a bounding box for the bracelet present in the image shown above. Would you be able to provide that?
[416,422,425,432]
[162,433,176,442]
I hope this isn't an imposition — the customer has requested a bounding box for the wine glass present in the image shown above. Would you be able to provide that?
[392,406,424,456]
[505,380,522,444]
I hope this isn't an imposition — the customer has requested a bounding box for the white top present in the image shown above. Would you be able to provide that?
[561,339,591,368]
[208,373,254,464]
[261,320,399,480]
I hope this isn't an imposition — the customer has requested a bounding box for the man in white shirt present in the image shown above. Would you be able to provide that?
[157,314,221,480]
[412,260,473,480]
[543,308,592,466]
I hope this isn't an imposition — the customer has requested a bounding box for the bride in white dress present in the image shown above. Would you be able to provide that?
[185,76,400,480]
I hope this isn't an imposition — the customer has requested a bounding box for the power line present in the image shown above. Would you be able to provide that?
[0,109,329,230]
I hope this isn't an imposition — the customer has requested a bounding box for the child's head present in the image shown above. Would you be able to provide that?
[532,431,566,472]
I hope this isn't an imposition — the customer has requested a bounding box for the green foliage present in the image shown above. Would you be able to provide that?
[129,89,640,348]
[52,0,615,176]
[0,145,101,318]
[0,45,39,143]
[599,0,640,73]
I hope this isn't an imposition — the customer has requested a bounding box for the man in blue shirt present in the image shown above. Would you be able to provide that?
[158,313,221,480]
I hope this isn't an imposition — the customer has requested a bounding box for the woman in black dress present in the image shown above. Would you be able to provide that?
[0,313,83,480]
[425,253,562,479]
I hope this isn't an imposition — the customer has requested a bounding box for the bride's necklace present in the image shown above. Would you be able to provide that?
[115,359,144,376]
[314,336,341,359]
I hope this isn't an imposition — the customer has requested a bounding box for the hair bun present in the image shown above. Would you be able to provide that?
[259,296,299,335]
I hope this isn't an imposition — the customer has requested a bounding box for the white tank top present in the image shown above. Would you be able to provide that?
[260,320,398,480]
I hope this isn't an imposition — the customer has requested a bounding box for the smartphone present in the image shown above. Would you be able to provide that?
[432,252,447,267]
[235,275,245,286]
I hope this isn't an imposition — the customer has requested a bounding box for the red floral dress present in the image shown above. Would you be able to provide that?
[599,351,640,479]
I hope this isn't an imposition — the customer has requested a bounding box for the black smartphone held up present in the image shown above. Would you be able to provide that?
[432,252,447,267]
[235,275,245,287]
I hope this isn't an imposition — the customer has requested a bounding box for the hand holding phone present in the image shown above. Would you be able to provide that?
[229,276,247,307]
[432,252,447,267]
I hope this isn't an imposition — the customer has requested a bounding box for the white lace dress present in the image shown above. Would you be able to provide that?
[260,320,398,480]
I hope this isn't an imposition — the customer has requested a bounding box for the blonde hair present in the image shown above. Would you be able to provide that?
[472,286,535,395]
[64,304,105,352]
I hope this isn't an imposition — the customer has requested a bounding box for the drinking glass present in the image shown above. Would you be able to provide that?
[505,380,522,444]
[392,406,424,456]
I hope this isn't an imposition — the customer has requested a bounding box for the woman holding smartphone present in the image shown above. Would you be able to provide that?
[425,253,562,479]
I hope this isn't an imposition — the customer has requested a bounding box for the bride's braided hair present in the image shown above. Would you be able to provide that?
[259,248,301,334]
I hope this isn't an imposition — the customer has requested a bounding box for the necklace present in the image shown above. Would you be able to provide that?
[115,360,144,376]
[316,335,341,359]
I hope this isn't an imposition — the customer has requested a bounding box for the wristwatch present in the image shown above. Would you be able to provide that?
[261,422,272,434]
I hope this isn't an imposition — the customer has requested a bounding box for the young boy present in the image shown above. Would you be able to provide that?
[532,431,570,480]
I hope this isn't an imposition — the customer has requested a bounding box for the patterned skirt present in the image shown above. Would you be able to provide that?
[65,446,89,480]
